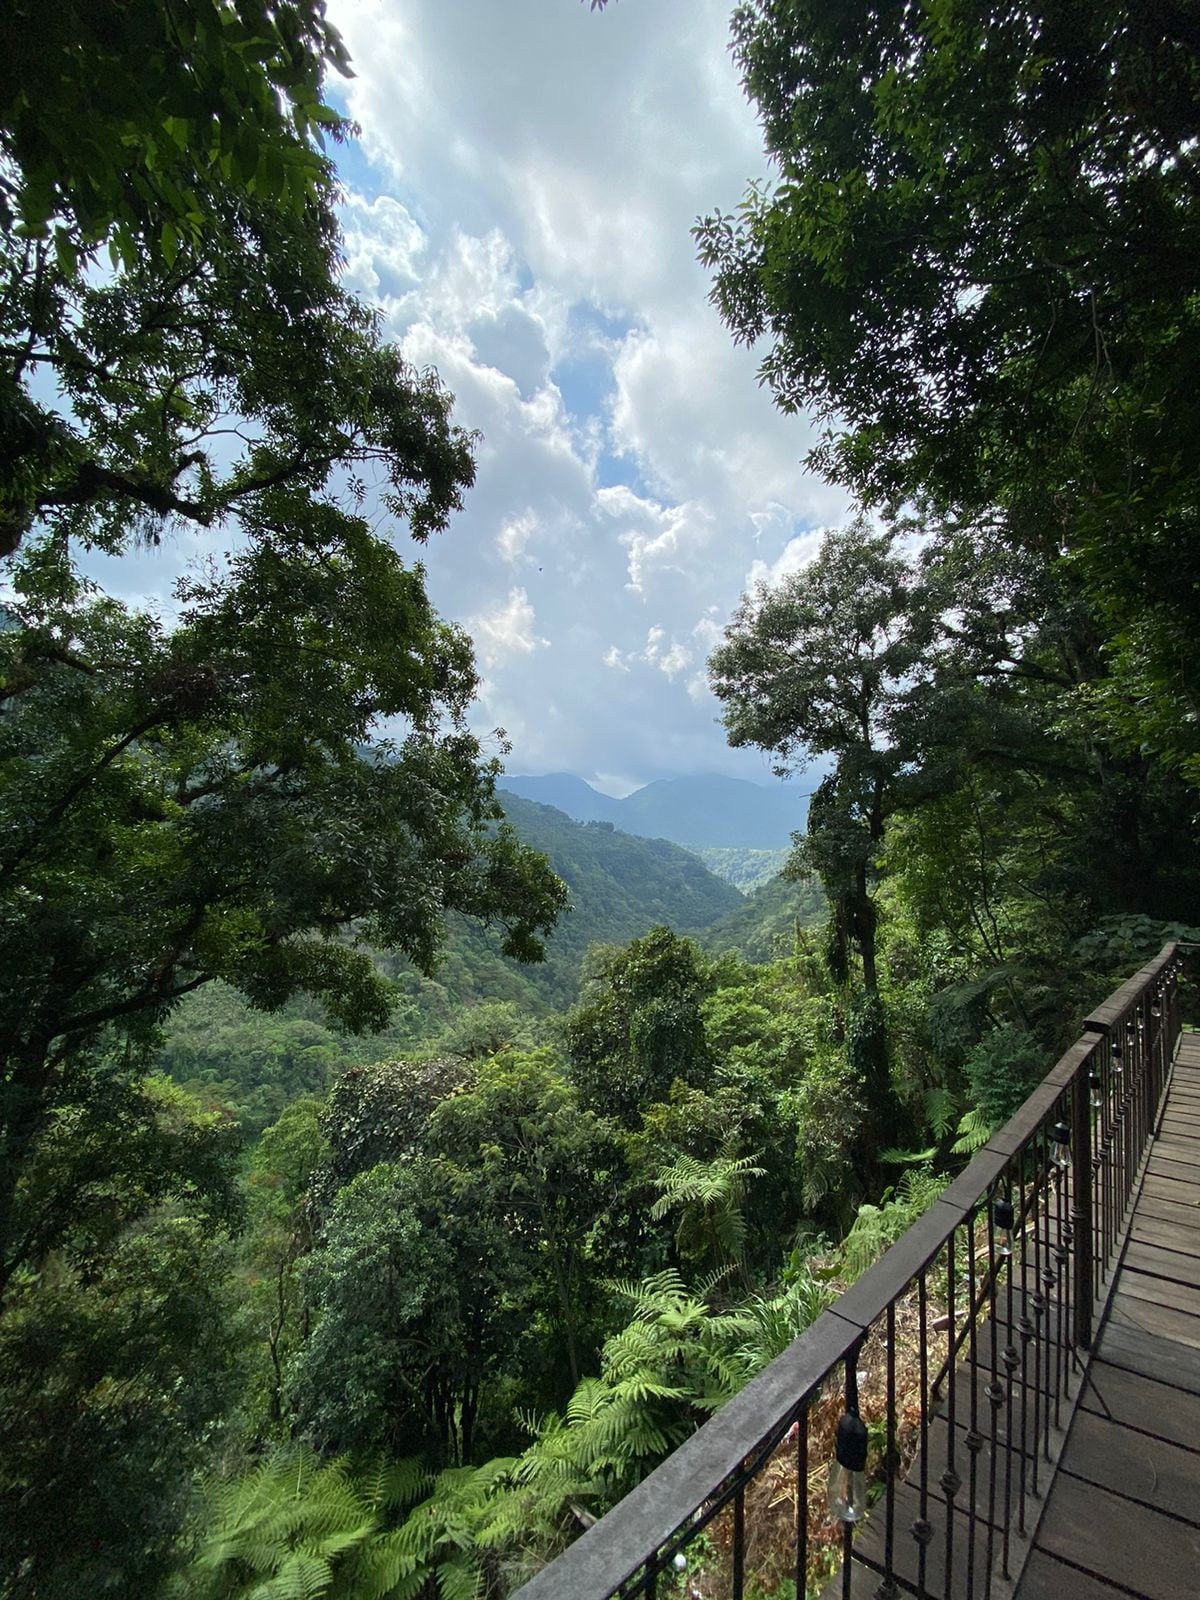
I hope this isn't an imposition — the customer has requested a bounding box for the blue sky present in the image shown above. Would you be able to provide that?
[115,0,849,799]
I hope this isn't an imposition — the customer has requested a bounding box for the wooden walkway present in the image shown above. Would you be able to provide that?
[1015,1033,1200,1599]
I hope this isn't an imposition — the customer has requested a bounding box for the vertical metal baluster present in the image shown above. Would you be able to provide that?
[917,1270,931,1600]
[1016,1145,1031,1537]
[1109,1029,1122,1258]
[841,1350,862,1600]
[942,1229,959,1599]
[732,1484,744,1600]
[1136,1010,1145,1184]
[984,1191,1002,1586]
[1002,1171,1017,1578]
[1042,1109,1060,1456]
[841,1517,854,1600]
[884,1299,897,1596]
[964,1206,981,1600]
[1055,1140,1068,1400]
[644,1552,658,1600]
[1128,1011,1138,1181]
[1049,1132,1065,1432]
[794,1406,808,1600]
[1110,1027,1122,1244]
[1029,1134,1044,1490]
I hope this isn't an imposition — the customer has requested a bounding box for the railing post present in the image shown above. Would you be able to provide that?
[1071,1060,1093,1350]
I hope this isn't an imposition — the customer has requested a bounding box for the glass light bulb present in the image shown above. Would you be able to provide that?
[993,1196,1015,1259]
[827,1461,867,1524]
[1050,1120,1071,1171]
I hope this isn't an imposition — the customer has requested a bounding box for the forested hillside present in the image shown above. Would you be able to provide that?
[696,869,826,962]
[161,794,742,1130]
[692,844,791,890]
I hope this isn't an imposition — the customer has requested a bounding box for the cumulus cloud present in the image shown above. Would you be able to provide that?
[745,530,829,594]
[315,0,852,786]
[469,587,549,671]
[496,510,538,564]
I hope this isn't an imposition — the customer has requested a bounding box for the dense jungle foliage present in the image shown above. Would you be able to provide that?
[3,2,1200,1598]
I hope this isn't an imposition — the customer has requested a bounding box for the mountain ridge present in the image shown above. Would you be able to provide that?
[498,771,809,850]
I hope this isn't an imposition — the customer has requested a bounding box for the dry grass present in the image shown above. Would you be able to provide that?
[679,1281,957,1599]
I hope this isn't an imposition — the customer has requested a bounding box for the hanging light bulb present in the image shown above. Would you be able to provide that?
[672,1552,687,1573]
[1151,996,1162,1019]
[827,1409,869,1524]
[1050,1119,1071,1171]
[1111,1040,1124,1077]
[993,1194,1015,1258]
[1089,1069,1103,1110]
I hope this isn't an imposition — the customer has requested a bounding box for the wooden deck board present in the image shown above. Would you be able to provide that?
[1029,1473,1200,1598]
[1016,1055,1200,1598]
[1054,1409,1200,1523]
[1079,1358,1200,1454]
[1013,1550,1129,1597]
[830,1048,1200,1600]
[1129,1212,1200,1259]
[1122,1237,1200,1287]
[1107,1284,1200,1349]
[1096,1318,1200,1396]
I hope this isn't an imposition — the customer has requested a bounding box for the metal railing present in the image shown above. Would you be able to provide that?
[512,943,1185,1600]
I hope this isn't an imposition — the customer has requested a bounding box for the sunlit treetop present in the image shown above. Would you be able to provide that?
[1,0,353,273]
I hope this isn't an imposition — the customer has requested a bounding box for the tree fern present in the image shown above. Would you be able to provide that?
[650,1150,765,1272]
[951,1106,994,1155]
[840,1168,950,1280]
[179,1446,431,1600]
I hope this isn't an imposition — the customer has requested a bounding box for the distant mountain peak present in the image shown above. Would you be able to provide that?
[497,772,808,850]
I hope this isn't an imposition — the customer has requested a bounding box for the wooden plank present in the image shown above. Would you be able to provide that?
[1115,1265,1200,1318]
[1097,1319,1200,1394]
[1160,1126,1200,1146]
[1148,1140,1200,1170]
[1145,1159,1200,1191]
[1056,1409,1200,1524]
[1134,1189,1200,1230]
[1145,1145,1200,1171]
[1130,1212,1200,1260]
[1031,1472,1200,1598]
[1108,1286,1200,1350]
[1080,1359,1200,1456]
[1015,1549,1130,1598]
[1123,1238,1200,1288]
[1143,1169,1200,1200]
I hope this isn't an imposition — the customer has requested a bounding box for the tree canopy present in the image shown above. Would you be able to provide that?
[696,0,1200,778]
[0,8,565,1585]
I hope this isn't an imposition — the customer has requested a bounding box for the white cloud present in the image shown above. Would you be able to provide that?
[746,530,828,594]
[496,510,538,564]
[315,0,851,784]
[339,192,426,298]
[468,587,548,670]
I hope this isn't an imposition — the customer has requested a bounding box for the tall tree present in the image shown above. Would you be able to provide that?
[1,8,564,1585]
[697,0,1200,779]
[566,927,713,1128]
[0,1078,242,1599]
[709,523,931,1144]
[0,2,566,1296]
